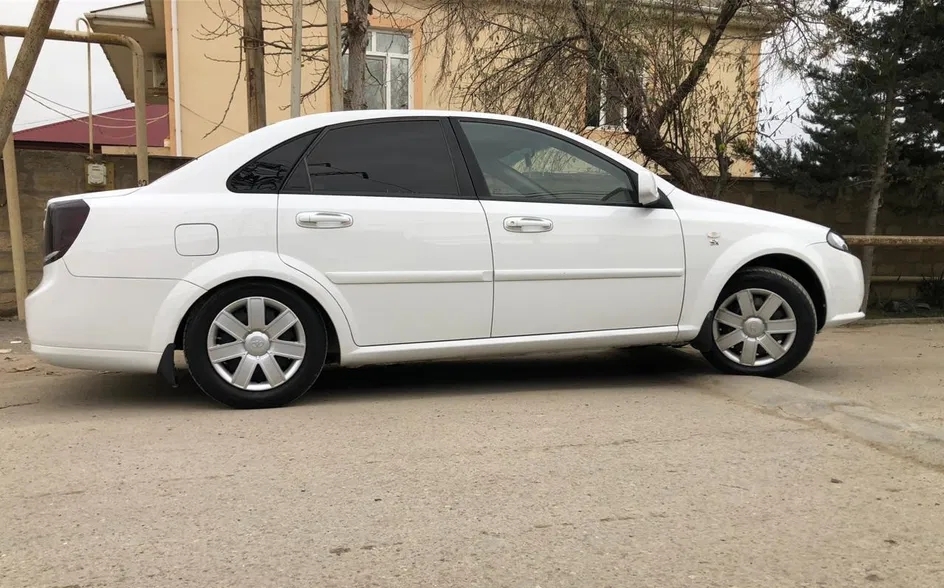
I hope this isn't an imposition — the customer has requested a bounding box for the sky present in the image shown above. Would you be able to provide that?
[4,0,132,131]
[1,0,809,144]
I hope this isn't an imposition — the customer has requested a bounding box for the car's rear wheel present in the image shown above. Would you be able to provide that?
[700,267,816,378]
[184,282,327,409]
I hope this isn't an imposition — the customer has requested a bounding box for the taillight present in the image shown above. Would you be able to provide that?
[43,199,91,265]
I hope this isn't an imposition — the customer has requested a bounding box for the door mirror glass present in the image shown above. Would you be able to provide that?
[637,171,660,206]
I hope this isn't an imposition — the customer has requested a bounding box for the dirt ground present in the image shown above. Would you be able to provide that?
[2,321,944,588]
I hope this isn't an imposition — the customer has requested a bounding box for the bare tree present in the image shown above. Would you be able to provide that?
[414,0,832,196]
[196,0,834,196]
[197,0,384,133]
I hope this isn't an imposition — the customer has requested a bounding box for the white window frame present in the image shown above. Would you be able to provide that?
[585,69,649,132]
[342,29,412,109]
[585,72,627,131]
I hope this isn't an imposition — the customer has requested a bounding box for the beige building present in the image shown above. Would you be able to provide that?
[87,0,765,176]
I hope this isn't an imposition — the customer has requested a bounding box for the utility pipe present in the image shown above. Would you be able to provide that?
[170,0,182,154]
[0,25,149,185]
[75,17,93,157]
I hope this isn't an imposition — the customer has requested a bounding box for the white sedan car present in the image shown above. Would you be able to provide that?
[26,110,865,409]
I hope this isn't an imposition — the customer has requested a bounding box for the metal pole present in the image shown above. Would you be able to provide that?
[130,38,147,184]
[0,0,60,150]
[76,17,93,157]
[0,25,149,185]
[243,0,267,131]
[0,39,28,320]
[326,0,343,111]
[844,235,944,247]
[290,0,303,117]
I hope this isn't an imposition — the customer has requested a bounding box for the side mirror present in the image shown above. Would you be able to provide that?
[637,171,660,206]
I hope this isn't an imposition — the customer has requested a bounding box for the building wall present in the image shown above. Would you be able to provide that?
[166,0,762,178]
[1,149,941,316]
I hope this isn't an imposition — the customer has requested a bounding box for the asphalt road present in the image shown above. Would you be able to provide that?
[2,324,944,588]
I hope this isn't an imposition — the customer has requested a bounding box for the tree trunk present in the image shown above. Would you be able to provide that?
[242,0,267,131]
[634,128,709,195]
[712,132,733,199]
[0,0,60,150]
[344,0,370,110]
[861,87,896,312]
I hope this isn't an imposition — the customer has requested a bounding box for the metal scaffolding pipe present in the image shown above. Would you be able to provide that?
[845,235,944,247]
[0,25,149,185]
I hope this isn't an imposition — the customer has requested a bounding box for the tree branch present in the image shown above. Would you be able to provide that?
[651,0,745,128]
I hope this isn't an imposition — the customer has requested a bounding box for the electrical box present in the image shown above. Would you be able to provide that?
[85,161,115,191]
[152,56,167,87]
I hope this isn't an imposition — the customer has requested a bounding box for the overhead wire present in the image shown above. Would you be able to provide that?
[23,91,168,130]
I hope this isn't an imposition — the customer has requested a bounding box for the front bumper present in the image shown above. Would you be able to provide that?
[807,242,866,328]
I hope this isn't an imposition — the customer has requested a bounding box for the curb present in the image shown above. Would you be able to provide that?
[694,375,944,470]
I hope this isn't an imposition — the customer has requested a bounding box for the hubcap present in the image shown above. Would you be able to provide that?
[711,288,797,367]
[206,297,307,391]
[244,332,271,356]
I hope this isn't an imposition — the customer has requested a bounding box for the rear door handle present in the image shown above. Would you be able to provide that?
[296,212,353,229]
[503,216,553,233]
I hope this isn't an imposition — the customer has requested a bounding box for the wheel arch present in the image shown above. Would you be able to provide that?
[173,277,342,365]
[688,248,828,352]
[741,253,827,331]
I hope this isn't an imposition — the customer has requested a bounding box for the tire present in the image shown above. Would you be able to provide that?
[184,281,328,409]
[700,267,817,378]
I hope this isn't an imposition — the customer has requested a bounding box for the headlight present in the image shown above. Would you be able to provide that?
[827,230,849,252]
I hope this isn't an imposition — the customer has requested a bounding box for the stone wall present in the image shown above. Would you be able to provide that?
[1,149,942,315]
[716,178,944,302]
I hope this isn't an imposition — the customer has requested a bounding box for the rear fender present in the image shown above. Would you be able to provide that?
[149,251,356,354]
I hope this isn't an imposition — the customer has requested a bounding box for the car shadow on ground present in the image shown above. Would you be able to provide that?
[20,346,715,412]
[302,346,713,405]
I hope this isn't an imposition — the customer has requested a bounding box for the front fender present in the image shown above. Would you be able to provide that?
[148,251,356,354]
[678,232,826,338]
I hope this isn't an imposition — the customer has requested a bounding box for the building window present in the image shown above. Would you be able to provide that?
[342,30,411,109]
[585,72,627,130]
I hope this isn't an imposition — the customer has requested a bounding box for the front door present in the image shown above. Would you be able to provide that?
[277,118,493,346]
[453,118,686,337]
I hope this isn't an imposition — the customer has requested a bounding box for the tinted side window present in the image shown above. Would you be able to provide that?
[227,131,319,193]
[283,120,460,197]
[459,121,638,206]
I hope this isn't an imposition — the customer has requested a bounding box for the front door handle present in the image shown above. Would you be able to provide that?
[296,212,353,229]
[503,216,553,233]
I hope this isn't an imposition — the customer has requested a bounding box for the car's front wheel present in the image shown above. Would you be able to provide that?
[700,267,817,378]
[184,282,328,409]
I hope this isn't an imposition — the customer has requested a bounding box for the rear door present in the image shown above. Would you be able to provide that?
[453,118,685,337]
[277,118,494,347]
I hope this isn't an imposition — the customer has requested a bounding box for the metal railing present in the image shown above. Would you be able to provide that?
[846,235,944,284]
[845,235,944,247]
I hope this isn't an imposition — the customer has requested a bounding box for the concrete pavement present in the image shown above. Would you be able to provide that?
[789,323,944,427]
[2,324,944,587]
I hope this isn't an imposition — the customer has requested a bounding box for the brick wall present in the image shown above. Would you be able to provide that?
[1,149,942,316]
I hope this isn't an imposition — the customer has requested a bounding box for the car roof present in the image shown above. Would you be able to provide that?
[284,109,529,126]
